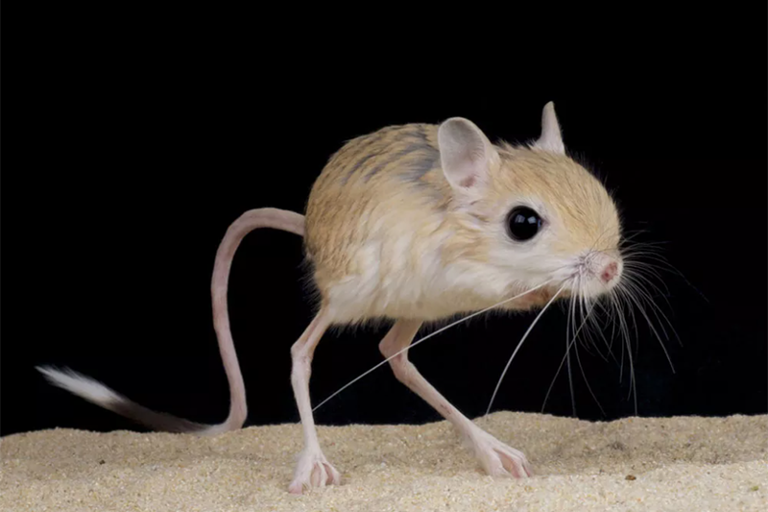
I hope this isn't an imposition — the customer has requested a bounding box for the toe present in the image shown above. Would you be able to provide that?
[522,458,534,477]
[482,454,508,477]
[310,463,327,488]
[288,480,304,494]
[323,463,340,485]
[498,451,527,478]
[499,457,521,478]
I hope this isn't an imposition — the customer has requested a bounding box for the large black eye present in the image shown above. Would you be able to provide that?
[506,206,543,241]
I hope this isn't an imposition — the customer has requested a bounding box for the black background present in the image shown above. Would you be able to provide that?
[2,6,767,437]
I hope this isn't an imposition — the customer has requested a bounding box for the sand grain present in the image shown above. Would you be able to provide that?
[2,412,766,511]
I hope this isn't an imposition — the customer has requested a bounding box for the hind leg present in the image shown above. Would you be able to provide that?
[288,309,341,494]
[379,320,532,478]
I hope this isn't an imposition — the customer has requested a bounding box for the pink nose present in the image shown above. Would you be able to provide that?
[600,262,619,283]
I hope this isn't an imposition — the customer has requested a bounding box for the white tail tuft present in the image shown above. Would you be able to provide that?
[37,366,123,407]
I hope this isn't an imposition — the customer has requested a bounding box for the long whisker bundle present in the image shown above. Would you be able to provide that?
[485,282,568,415]
[535,233,684,418]
[312,279,555,412]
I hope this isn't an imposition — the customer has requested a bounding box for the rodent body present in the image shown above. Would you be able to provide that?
[306,120,618,323]
[38,102,625,494]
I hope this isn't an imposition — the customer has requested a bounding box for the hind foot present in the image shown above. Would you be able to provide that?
[288,449,341,494]
[468,427,533,478]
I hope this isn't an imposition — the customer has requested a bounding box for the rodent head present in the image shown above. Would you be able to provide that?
[436,102,623,308]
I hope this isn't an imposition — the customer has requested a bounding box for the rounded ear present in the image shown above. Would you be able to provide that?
[437,117,496,191]
[533,101,565,155]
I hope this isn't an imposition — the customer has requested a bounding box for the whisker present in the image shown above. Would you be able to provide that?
[621,240,709,303]
[620,284,676,374]
[616,282,641,347]
[566,282,577,416]
[616,229,651,244]
[486,282,568,416]
[541,279,603,415]
[611,286,632,385]
[625,278,678,342]
[622,262,671,295]
[312,279,556,412]
[580,287,608,360]
[583,298,610,360]
[575,274,595,356]
[602,291,623,365]
[623,273,682,347]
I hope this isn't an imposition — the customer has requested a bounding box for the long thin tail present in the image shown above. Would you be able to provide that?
[37,207,305,435]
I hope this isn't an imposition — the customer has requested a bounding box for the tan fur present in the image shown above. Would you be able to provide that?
[494,145,620,255]
[305,125,447,305]
[304,123,620,323]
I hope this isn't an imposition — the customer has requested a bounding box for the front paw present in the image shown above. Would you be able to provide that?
[470,429,533,478]
[288,450,341,494]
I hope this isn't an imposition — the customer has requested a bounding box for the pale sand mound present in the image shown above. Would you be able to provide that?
[2,412,766,511]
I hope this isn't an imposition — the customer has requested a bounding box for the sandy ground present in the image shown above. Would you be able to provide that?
[2,412,766,511]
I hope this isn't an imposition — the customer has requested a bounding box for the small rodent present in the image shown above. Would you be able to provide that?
[39,102,624,494]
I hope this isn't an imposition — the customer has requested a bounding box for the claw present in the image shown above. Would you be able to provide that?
[468,428,532,479]
[289,451,341,494]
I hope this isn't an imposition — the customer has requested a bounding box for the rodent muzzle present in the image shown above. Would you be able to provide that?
[575,251,623,296]
[600,261,619,284]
